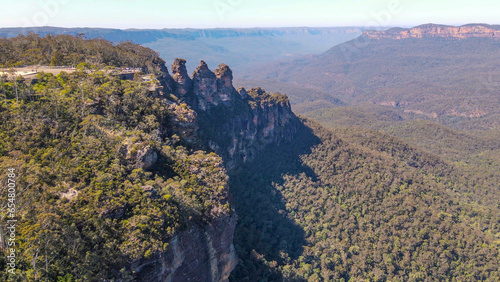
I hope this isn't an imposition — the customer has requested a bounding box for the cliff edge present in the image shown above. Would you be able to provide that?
[133,58,298,280]
[363,23,500,39]
[168,59,299,170]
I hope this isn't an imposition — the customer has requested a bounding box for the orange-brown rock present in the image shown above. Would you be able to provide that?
[363,24,500,40]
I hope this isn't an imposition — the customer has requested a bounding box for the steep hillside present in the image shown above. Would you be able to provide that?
[0,35,239,281]
[304,105,500,160]
[0,34,308,281]
[227,119,500,281]
[305,106,500,210]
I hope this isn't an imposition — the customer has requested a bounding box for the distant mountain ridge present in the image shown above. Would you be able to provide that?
[363,23,500,39]
[0,26,363,44]
[0,26,365,74]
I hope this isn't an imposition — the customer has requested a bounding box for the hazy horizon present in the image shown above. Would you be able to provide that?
[0,22,498,32]
[1,0,499,29]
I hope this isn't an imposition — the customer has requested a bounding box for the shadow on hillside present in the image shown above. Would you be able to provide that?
[229,118,321,280]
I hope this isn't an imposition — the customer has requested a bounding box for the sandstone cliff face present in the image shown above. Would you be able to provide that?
[199,87,297,169]
[171,58,193,97]
[168,60,298,169]
[192,61,222,110]
[135,59,296,281]
[132,214,237,282]
[363,24,500,40]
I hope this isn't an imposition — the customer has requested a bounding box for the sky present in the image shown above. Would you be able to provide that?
[0,0,499,29]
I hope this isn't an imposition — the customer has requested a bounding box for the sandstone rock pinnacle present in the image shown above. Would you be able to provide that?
[171,58,193,97]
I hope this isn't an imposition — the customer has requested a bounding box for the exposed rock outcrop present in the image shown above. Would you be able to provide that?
[176,60,239,111]
[135,59,297,280]
[133,213,237,282]
[192,61,219,110]
[165,60,298,169]
[198,86,297,169]
[136,146,158,170]
[363,24,500,40]
[236,87,248,100]
[129,143,238,281]
[171,58,193,98]
[214,64,237,103]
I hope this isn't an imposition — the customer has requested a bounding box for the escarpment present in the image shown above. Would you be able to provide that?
[131,58,298,280]
[133,214,237,282]
[363,23,500,40]
[166,59,299,169]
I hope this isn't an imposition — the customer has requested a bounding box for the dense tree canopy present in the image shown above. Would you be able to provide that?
[0,33,164,73]
[229,119,500,281]
[0,46,231,280]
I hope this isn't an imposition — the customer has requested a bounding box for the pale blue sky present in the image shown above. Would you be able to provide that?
[1,0,499,29]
